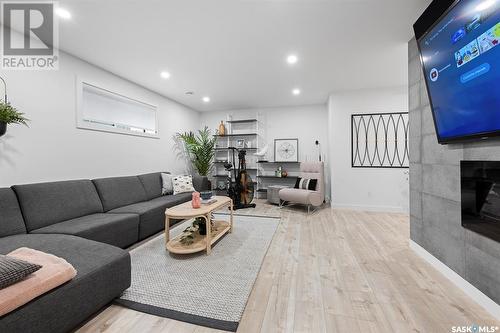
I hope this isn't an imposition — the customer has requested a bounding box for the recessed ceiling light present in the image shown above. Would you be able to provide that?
[292,88,301,95]
[202,96,210,103]
[160,71,171,79]
[55,7,71,20]
[476,0,495,11]
[287,54,298,65]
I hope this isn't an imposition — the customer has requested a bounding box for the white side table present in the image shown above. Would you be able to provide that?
[267,185,289,205]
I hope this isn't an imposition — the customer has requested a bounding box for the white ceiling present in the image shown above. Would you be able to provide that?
[55,0,431,111]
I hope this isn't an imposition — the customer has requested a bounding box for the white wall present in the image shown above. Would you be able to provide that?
[0,50,200,187]
[200,104,330,200]
[328,87,409,212]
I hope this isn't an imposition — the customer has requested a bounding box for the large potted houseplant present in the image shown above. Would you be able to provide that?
[176,126,217,177]
[0,100,29,137]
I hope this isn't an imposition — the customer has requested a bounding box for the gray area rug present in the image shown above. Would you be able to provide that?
[116,215,280,331]
[216,199,281,218]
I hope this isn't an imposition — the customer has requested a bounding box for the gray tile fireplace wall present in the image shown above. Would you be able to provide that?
[409,37,500,304]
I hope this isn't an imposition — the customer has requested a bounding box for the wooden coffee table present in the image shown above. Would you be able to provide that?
[164,196,233,255]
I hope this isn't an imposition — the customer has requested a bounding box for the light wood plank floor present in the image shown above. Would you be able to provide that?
[78,207,499,333]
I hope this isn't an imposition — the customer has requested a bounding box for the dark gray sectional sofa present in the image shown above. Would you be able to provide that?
[0,172,208,333]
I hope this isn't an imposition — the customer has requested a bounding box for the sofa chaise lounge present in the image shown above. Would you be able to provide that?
[0,172,208,333]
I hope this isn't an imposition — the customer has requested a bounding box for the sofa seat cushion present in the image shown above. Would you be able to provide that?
[30,213,139,249]
[0,234,130,333]
[149,192,192,207]
[109,193,192,239]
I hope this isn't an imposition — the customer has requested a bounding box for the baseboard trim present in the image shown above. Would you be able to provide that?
[409,240,500,320]
[331,202,407,213]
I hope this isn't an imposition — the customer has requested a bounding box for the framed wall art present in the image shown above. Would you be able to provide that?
[274,138,298,162]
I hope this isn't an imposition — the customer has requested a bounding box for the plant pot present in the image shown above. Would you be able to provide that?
[198,220,207,235]
[0,122,6,137]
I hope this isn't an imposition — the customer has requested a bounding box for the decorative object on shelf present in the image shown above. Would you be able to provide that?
[275,166,282,178]
[236,138,245,148]
[351,112,409,168]
[281,170,288,178]
[0,77,28,138]
[191,192,201,209]
[216,180,226,190]
[254,144,268,160]
[176,126,217,176]
[218,120,226,136]
[274,138,298,162]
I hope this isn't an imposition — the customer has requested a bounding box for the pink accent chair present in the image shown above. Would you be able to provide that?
[278,162,325,213]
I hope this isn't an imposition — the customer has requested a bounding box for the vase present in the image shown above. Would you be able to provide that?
[192,192,201,208]
[218,121,226,136]
[0,122,6,137]
[198,219,207,235]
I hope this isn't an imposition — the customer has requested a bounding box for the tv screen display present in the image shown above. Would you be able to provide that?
[417,0,500,143]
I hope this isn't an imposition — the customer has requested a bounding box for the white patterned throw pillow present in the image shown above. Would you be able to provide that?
[172,175,195,195]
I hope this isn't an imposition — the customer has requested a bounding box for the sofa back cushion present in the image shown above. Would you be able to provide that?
[0,188,27,237]
[93,176,148,211]
[138,172,165,200]
[12,180,103,232]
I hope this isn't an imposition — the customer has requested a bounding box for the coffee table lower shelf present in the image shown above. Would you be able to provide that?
[166,220,231,254]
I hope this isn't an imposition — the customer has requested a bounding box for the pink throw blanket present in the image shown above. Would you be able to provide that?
[0,247,77,316]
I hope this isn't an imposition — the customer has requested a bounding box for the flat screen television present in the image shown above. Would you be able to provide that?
[414,0,500,144]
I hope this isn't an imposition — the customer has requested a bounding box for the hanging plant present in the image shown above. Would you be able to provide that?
[0,101,29,136]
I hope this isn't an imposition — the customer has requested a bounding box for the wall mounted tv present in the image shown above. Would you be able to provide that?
[414,0,500,144]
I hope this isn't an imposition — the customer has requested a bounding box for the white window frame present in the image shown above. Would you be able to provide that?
[76,77,159,139]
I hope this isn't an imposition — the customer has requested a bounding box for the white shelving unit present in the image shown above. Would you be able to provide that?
[212,117,259,196]
[211,114,301,199]
[256,161,300,197]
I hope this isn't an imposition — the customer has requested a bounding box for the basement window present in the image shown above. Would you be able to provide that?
[77,80,158,138]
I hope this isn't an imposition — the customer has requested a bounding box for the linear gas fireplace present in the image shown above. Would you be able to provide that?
[461,161,500,242]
